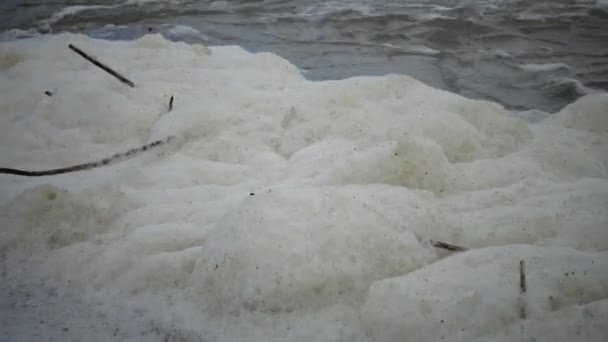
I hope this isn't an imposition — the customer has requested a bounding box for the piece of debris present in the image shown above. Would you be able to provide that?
[430,240,468,252]
[519,259,527,319]
[168,95,174,111]
[44,90,53,97]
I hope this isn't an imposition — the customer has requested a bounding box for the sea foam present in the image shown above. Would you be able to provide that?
[1,33,607,342]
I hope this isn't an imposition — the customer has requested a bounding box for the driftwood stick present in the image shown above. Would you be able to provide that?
[68,43,135,87]
[430,240,468,252]
[519,260,527,319]
[0,137,172,177]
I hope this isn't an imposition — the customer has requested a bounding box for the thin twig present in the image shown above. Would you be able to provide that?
[519,260,527,319]
[430,240,469,252]
[68,44,135,87]
[519,260,527,293]
[169,95,174,112]
[0,137,172,177]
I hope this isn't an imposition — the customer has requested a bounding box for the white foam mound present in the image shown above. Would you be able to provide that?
[1,33,607,342]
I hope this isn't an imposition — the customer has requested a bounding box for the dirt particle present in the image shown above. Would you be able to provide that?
[549,296,561,311]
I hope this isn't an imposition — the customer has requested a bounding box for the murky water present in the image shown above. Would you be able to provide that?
[2,0,608,112]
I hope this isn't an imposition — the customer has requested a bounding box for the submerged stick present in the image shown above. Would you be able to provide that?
[68,43,135,87]
[0,137,172,177]
[430,240,469,252]
[519,260,527,319]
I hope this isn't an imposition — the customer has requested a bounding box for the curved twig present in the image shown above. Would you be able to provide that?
[0,137,173,177]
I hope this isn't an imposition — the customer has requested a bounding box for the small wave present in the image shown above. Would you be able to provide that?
[515,13,547,21]
[298,1,374,18]
[123,0,161,4]
[518,63,571,73]
[87,24,141,40]
[545,77,598,103]
[509,109,550,123]
[590,0,608,17]
[42,5,118,26]
[165,25,209,42]
[381,43,440,56]
[595,0,608,8]
[400,4,454,12]
[0,28,40,41]
[296,3,455,23]
[40,0,159,28]
[410,12,456,22]
[492,49,513,59]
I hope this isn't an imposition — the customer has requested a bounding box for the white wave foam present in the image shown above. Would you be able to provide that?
[299,1,374,17]
[1,33,607,342]
[381,43,440,55]
[547,77,599,97]
[124,0,162,4]
[43,5,117,26]
[165,25,209,41]
[41,0,163,27]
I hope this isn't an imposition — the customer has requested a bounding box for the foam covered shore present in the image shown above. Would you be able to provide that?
[1,34,607,341]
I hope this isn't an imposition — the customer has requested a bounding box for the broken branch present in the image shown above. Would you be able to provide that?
[68,43,135,87]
